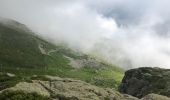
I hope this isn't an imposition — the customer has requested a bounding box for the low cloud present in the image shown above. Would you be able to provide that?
[0,0,170,69]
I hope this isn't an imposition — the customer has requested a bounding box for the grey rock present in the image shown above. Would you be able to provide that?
[119,67,170,98]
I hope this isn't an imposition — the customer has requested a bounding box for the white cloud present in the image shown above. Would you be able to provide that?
[0,0,170,69]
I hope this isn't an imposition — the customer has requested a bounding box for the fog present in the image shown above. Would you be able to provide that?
[0,0,170,69]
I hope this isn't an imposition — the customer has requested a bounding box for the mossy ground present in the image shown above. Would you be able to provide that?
[0,90,51,100]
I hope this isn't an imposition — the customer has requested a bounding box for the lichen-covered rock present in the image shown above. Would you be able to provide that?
[119,67,170,98]
[0,76,125,100]
[141,94,170,100]
[4,82,50,97]
[34,76,124,100]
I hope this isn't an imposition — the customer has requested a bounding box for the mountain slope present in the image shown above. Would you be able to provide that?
[0,19,123,88]
[0,22,45,68]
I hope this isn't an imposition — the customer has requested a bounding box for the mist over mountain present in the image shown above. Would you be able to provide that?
[0,0,170,69]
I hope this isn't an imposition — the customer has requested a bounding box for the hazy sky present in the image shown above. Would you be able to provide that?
[0,0,170,69]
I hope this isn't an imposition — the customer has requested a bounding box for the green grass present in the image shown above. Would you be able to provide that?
[0,73,21,91]
[0,90,51,100]
[0,62,123,89]
[0,49,124,89]
[0,23,46,68]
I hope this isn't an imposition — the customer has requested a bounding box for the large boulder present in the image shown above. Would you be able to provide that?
[119,67,170,98]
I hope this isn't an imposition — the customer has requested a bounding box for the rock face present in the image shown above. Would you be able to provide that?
[119,67,170,98]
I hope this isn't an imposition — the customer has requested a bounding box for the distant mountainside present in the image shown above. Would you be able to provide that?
[0,19,48,68]
[0,19,123,88]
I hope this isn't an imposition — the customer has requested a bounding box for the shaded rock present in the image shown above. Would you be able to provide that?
[119,67,170,98]
[123,94,139,100]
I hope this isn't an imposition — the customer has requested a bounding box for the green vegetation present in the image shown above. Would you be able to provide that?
[0,20,124,89]
[0,23,46,68]
[0,90,51,100]
[0,73,21,91]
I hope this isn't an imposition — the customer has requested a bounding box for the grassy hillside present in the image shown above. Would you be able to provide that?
[0,19,124,89]
[0,23,45,68]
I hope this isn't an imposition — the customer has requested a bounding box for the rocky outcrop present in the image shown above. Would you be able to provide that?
[6,82,50,96]
[141,94,170,100]
[0,75,169,100]
[119,67,170,98]
[0,75,137,100]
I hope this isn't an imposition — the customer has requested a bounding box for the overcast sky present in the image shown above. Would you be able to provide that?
[0,0,170,69]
